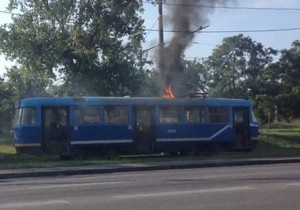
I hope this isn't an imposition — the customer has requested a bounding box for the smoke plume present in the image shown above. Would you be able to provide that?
[157,0,234,96]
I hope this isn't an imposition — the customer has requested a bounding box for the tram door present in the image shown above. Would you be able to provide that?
[133,106,155,153]
[42,106,69,154]
[233,107,251,149]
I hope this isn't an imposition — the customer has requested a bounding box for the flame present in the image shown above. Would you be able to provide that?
[163,84,176,98]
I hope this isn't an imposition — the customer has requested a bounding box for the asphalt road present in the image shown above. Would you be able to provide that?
[0,163,300,210]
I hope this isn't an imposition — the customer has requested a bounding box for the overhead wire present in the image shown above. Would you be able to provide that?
[141,2,300,58]
[142,1,300,11]
[144,16,158,39]
[1,4,300,34]
[142,2,300,34]
[144,27,300,33]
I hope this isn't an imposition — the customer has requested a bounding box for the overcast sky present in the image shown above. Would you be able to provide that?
[1,0,300,77]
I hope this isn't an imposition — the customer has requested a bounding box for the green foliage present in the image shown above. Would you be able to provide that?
[138,70,161,97]
[252,40,300,122]
[252,94,275,125]
[204,34,277,98]
[179,58,208,97]
[1,0,147,96]
[200,34,300,124]
[274,41,300,118]
[0,66,52,118]
[0,79,12,116]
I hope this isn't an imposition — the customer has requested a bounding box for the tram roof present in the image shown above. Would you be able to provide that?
[18,96,252,107]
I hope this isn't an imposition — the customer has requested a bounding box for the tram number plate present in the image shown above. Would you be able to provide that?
[167,129,176,134]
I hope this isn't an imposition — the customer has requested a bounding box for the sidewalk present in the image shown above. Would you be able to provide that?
[1,157,300,179]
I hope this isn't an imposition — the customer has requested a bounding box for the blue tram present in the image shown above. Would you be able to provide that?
[11,97,259,157]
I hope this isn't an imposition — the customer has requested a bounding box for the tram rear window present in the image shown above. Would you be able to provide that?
[15,107,37,125]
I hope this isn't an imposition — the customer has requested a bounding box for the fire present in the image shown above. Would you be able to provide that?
[163,84,176,99]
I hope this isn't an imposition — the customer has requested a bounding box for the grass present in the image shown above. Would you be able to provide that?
[0,132,15,155]
[252,119,300,157]
[0,119,300,169]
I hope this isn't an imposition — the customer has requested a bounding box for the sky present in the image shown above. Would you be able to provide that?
[0,0,300,77]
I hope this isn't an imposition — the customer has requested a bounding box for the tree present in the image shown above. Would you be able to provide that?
[139,70,161,97]
[202,34,281,124]
[0,65,52,127]
[0,77,11,133]
[4,66,52,99]
[253,94,275,126]
[204,34,277,98]
[179,58,208,97]
[273,40,300,119]
[0,0,147,96]
[279,41,300,88]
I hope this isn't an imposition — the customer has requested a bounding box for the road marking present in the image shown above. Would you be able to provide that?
[114,186,255,199]
[286,183,300,186]
[0,200,69,209]
[27,181,129,189]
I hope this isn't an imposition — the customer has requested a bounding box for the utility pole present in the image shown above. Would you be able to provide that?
[158,0,164,48]
[158,0,164,73]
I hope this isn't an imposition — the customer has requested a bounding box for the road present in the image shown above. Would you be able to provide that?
[0,163,300,210]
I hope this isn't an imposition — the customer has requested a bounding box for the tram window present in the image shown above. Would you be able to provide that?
[184,106,205,123]
[160,106,181,123]
[136,109,151,125]
[235,110,244,123]
[208,107,229,123]
[45,108,67,127]
[18,107,37,125]
[104,106,128,124]
[75,106,100,124]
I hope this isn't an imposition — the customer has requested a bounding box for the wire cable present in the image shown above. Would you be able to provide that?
[145,27,300,33]
[143,1,300,11]
[144,17,159,39]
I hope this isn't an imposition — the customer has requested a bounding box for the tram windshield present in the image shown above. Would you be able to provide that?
[14,107,37,126]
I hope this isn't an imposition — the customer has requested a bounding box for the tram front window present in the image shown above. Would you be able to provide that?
[15,107,37,126]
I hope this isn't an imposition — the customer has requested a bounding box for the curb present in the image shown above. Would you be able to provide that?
[1,157,300,179]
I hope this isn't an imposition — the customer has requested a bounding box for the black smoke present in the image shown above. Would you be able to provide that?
[157,0,235,96]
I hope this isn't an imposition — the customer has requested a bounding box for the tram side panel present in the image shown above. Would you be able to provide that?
[155,122,233,154]
[154,105,235,154]
[69,105,133,156]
